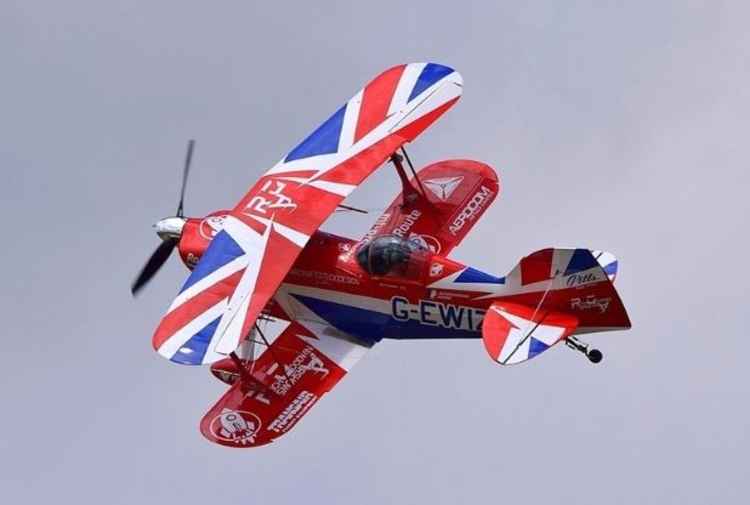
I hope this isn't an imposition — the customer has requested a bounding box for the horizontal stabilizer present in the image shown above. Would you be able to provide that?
[482,302,578,365]
[591,250,618,282]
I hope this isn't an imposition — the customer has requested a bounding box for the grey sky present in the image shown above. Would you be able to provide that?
[2,1,748,503]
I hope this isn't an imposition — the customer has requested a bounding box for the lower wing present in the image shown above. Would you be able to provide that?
[199,320,371,447]
[360,159,499,256]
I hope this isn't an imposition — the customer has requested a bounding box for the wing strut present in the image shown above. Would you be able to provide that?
[225,326,296,395]
[401,147,428,197]
[336,203,369,214]
[229,352,258,387]
[254,323,294,388]
[391,149,425,205]
[227,350,280,397]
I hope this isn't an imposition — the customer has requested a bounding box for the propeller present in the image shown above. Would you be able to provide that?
[131,140,195,296]
[131,238,179,295]
[176,139,194,218]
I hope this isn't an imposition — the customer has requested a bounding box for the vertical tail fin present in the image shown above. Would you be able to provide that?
[501,248,631,334]
[480,248,630,365]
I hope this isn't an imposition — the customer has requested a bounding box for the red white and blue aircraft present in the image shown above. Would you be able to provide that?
[133,63,631,448]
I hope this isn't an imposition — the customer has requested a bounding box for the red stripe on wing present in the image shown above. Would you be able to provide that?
[482,308,519,361]
[152,269,245,350]
[353,64,405,143]
[389,97,460,142]
[238,230,305,340]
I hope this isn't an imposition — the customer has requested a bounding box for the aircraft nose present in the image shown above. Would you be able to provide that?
[154,216,186,241]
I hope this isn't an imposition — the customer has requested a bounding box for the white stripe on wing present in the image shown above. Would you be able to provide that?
[338,89,363,151]
[387,63,426,116]
[157,298,229,359]
[168,255,248,312]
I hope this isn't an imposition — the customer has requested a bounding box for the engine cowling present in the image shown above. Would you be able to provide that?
[177,211,231,269]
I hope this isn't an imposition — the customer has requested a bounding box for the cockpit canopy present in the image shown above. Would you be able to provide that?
[355,235,430,278]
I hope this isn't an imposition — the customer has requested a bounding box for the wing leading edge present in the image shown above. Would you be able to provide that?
[152,63,463,365]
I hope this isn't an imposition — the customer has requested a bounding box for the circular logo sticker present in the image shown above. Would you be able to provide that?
[209,408,261,446]
[199,215,226,240]
[409,233,442,254]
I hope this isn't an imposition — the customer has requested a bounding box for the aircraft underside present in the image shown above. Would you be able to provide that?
[275,283,486,345]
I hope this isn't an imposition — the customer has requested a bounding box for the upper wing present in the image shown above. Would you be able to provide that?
[360,159,499,256]
[152,63,463,365]
[199,320,371,448]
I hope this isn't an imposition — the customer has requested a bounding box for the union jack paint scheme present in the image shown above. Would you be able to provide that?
[133,63,631,448]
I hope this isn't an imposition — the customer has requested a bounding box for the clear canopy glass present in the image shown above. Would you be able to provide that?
[355,235,430,278]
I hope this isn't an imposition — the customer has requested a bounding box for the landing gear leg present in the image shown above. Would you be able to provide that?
[229,351,256,386]
[565,336,603,364]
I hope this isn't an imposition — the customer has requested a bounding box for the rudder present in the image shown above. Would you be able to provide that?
[500,248,631,334]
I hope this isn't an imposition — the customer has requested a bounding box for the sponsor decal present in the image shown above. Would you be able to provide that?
[424,176,464,201]
[448,186,494,235]
[186,252,200,268]
[429,262,445,277]
[337,242,356,262]
[266,346,330,397]
[199,215,226,240]
[289,268,360,285]
[362,213,391,243]
[391,296,485,331]
[409,233,441,254]
[392,209,422,238]
[570,295,611,313]
[267,391,317,434]
[209,408,261,446]
[429,289,469,301]
[565,271,603,287]
[242,179,297,217]
[342,213,391,261]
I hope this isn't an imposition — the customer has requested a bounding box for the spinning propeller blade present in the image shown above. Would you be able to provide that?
[176,139,194,218]
[131,140,195,296]
[131,238,178,295]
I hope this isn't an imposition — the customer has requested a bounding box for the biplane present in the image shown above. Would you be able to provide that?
[133,63,631,448]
